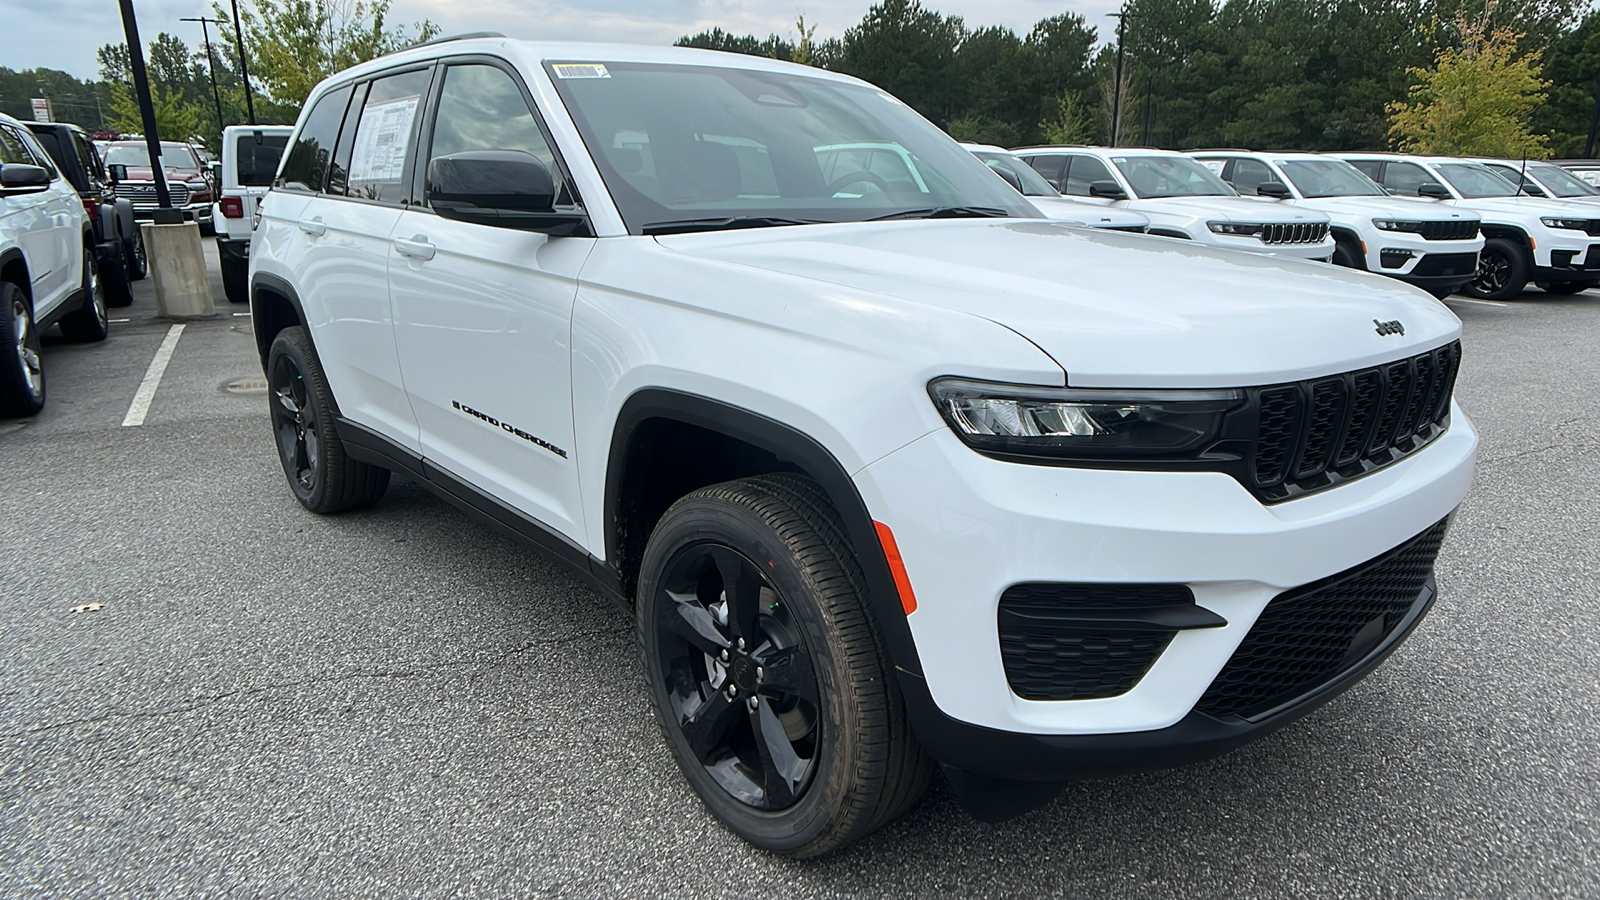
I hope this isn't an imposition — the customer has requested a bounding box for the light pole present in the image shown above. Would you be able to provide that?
[180,16,227,136]
[226,0,256,125]
[1107,10,1129,146]
[117,0,176,220]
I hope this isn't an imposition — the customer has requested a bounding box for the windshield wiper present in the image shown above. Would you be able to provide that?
[641,216,821,235]
[867,206,1011,221]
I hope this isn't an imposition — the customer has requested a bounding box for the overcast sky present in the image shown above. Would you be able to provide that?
[17,0,1124,84]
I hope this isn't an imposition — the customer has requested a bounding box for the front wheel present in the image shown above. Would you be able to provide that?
[638,474,931,857]
[123,225,147,281]
[266,326,389,513]
[59,247,109,343]
[1463,237,1530,300]
[0,281,44,417]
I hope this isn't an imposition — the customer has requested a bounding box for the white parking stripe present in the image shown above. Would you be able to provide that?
[1446,297,1511,308]
[121,324,185,427]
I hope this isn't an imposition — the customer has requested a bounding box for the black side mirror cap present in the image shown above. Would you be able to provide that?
[1417,182,1452,200]
[427,150,587,235]
[0,163,51,193]
[1257,181,1293,200]
[1089,179,1128,200]
[106,163,126,183]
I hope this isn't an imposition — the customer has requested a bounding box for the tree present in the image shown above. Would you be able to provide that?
[1040,90,1098,144]
[835,0,967,125]
[1534,9,1600,156]
[107,81,202,141]
[674,27,793,59]
[1388,2,1551,157]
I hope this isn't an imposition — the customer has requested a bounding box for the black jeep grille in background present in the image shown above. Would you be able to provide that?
[1259,222,1330,245]
[998,583,1193,701]
[1195,517,1449,720]
[1417,220,1480,241]
[1248,341,1460,501]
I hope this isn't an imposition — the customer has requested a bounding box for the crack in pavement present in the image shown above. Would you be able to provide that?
[3,627,620,741]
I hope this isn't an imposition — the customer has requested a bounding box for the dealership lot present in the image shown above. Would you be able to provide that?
[2,255,1598,896]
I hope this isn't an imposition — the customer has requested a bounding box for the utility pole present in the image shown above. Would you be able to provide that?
[181,16,227,136]
[117,0,177,221]
[226,0,257,125]
[1108,10,1129,146]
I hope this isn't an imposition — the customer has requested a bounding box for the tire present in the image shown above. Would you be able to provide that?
[59,247,109,344]
[1331,238,1364,270]
[0,281,45,417]
[101,241,133,308]
[1463,237,1530,300]
[220,249,249,304]
[1427,286,1456,300]
[638,473,932,857]
[123,224,147,281]
[1535,281,1593,295]
[199,217,216,238]
[266,326,389,513]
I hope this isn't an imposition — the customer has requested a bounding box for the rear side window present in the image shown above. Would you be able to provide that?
[1230,158,1275,194]
[31,130,66,169]
[345,68,432,204]
[1025,155,1066,189]
[235,132,289,186]
[73,133,104,183]
[1061,155,1115,196]
[1381,162,1432,195]
[279,84,353,193]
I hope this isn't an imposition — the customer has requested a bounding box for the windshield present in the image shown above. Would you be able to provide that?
[1528,162,1599,198]
[1434,163,1518,198]
[545,61,1034,232]
[1112,155,1235,198]
[1276,159,1385,197]
[972,151,1059,197]
[104,143,200,170]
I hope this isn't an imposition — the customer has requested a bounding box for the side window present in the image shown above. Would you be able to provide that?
[14,129,58,178]
[1230,158,1275,195]
[1382,162,1431,195]
[1062,154,1115,196]
[74,133,105,183]
[235,132,289,187]
[1025,155,1066,190]
[280,84,353,193]
[426,63,565,203]
[0,127,26,164]
[1347,160,1383,181]
[345,68,432,204]
[327,82,370,197]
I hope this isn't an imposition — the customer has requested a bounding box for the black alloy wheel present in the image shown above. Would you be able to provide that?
[1464,237,1530,300]
[124,225,147,281]
[271,350,320,497]
[652,542,821,811]
[265,326,390,513]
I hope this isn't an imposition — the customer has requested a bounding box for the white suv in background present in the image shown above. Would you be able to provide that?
[214,125,292,304]
[252,39,1475,857]
[961,144,1148,231]
[0,113,108,417]
[1015,146,1335,260]
[1191,151,1482,298]
[1336,152,1600,298]
[1470,157,1600,205]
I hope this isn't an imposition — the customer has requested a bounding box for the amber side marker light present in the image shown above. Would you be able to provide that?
[874,521,918,615]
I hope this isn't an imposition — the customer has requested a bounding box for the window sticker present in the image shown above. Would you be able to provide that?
[552,63,610,79]
[348,94,420,186]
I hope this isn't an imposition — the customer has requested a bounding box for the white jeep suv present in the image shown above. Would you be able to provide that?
[252,39,1476,856]
[961,144,1148,231]
[1191,151,1482,298]
[1015,146,1336,260]
[1335,152,1600,298]
[214,125,292,304]
[0,112,108,417]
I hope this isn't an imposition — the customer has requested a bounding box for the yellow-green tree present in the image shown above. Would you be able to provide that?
[1387,3,1551,158]
[107,82,203,143]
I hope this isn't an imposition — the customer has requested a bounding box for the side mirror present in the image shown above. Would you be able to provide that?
[1257,181,1293,200]
[210,162,222,186]
[1089,179,1128,200]
[0,163,51,194]
[428,151,587,235]
[992,166,1024,194]
[1044,177,1063,192]
[107,163,126,183]
[1417,182,1452,200]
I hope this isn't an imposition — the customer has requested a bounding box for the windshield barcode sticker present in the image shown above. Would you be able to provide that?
[553,64,610,79]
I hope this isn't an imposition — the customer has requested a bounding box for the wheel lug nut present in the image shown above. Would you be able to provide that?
[719,649,729,662]
[726,685,738,698]
[737,638,746,651]
[747,697,758,710]
[756,667,764,681]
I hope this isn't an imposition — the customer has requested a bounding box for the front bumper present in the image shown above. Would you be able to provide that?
[1364,233,1483,289]
[855,402,1476,772]
[130,200,213,223]
[1206,232,1336,261]
[1533,241,1600,283]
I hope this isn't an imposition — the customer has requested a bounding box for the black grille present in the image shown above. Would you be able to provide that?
[1416,220,1479,241]
[1259,221,1330,245]
[1408,252,1478,277]
[998,583,1193,701]
[115,181,191,208]
[1249,341,1460,501]
[1196,517,1449,720]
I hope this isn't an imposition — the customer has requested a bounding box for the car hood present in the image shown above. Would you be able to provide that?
[1294,195,1478,222]
[1026,197,1148,229]
[654,218,1459,388]
[122,165,204,184]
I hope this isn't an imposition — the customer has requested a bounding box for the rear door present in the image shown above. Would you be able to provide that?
[2,123,77,316]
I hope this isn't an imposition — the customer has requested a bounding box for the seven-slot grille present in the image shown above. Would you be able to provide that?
[1417,220,1480,241]
[1195,517,1449,720]
[1248,341,1461,501]
[1259,222,1330,244]
[115,182,191,208]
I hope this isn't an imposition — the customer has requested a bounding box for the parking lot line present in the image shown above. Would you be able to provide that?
[1446,297,1511,308]
[121,324,186,427]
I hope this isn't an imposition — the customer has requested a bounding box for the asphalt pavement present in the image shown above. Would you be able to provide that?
[2,248,1597,898]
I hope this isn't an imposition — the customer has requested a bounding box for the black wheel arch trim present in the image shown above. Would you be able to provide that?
[250,271,322,374]
[606,388,925,679]
[0,247,26,286]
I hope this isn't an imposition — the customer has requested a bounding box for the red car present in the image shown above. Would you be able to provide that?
[102,140,216,235]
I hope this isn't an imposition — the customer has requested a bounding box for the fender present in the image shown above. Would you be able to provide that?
[0,246,26,283]
[606,388,925,679]
[250,271,324,373]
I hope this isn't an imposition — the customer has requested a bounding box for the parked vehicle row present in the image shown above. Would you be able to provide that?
[102,139,217,235]
[24,121,147,306]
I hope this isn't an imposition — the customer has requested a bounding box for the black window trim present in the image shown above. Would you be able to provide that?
[320,62,438,209]
[276,82,356,196]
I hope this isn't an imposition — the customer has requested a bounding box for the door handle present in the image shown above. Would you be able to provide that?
[393,236,436,261]
[297,217,326,236]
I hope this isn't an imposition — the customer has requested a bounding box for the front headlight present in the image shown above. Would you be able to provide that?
[1207,221,1264,237]
[928,378,1245,460]
[1540,217,1590,230]
[1373,219,1424,232]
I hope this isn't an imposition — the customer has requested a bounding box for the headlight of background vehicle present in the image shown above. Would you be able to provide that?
[928,378,1245,459]
[1540,217,1590,230]
[1207,221,1265,237]
[1372,219,1424,232]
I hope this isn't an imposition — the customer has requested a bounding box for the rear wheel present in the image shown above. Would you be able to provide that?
[267,326,389,513]
[0,281,44,417]
[59,247,109,343]
[1463,237,1530,300]
[101,242,133,308]
[220,249,249,304]
[123,225,147,281]
[638,474,932,857]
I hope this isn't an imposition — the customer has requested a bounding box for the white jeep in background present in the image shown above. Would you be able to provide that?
[1469,157,1600,205]
[214,125,293,304]
[1014,146,1336,260]
[961,144,1148,231]
[1191,150,1482,298]
[252,38,1476,857]
[1335,152,1600,298]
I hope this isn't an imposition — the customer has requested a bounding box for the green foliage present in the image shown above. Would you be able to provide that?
[1041,91,1098,144]
[676,28,795,60]
[0,68,115,133]
[107,80,202,142]
[1534,9,1600,156]
[1388,4,1551,157]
